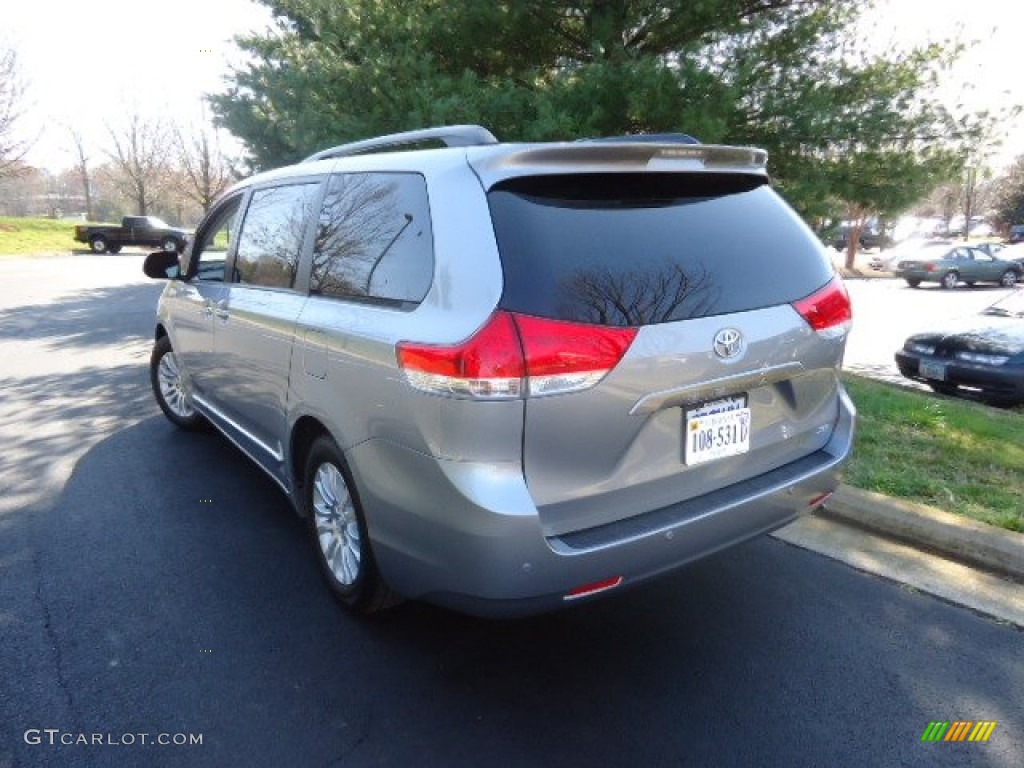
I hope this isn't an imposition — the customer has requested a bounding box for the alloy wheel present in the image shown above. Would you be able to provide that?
[312,463,362,587]
[157,350,196,419]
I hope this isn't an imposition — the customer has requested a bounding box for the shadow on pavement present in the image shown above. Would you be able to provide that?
[0,282,162,349]
[3,413,1022,767]
[0,362,153,501]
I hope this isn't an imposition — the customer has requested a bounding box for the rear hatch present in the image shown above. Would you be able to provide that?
[485,169,850,537]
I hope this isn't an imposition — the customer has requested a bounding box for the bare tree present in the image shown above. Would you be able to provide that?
[174,123,235,215]
[560,262,719,326]
[0,45,29,179]
[67,127,94,220]
[105,113,174,216]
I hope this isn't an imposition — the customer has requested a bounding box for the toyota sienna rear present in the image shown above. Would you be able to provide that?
[144,126,855,617]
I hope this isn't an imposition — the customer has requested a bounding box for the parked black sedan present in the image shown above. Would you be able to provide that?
[895,290,1024,406]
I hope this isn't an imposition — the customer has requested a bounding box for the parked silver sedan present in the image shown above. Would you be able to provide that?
[895,243,1022,289]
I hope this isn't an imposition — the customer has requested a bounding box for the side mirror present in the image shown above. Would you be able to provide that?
[143,250,181,280]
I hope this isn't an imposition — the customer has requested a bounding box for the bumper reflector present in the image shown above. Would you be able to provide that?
[808,491,833,509]
[564,576,624,601]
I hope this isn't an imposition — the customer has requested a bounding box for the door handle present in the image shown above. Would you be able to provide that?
[213,300,230,320]
[201,301,213,317]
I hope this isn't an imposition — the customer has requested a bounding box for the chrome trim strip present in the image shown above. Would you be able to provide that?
[192,398,292,497]
[192,394,285,463]
[629,362,806,415]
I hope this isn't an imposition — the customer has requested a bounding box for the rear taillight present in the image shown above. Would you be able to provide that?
[396,311,524,399]
[792,277,852,339]
[513,314,637,397]
[397,311,637,399]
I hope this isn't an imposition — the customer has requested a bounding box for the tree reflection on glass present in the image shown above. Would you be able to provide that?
[235,183,320,288]
[311,174,405,297]
[558,262,719,326]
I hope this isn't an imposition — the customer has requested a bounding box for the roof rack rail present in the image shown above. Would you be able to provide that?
[303,125,499,163]
[576,133,701,145]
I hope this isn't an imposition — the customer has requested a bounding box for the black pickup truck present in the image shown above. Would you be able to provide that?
[74,216,190,254]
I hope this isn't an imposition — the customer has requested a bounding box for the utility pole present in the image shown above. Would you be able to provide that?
[963,165,976,242]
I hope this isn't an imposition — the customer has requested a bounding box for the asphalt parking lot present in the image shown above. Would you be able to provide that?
[1,254,1021,767]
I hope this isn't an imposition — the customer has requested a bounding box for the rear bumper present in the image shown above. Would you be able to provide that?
[350,387,856,618]
[895,269,936,282]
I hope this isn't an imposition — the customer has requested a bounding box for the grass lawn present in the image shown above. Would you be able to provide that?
[842,374,1024,533]
[0,216,93,255]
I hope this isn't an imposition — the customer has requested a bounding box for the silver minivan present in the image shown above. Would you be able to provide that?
[144,125,855,617]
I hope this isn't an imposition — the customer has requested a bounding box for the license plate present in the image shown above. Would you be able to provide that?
[684,395,751,466]
[919,361,946,381]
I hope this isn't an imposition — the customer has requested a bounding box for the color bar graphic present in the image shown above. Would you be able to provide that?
[968,722,998,742]
[921,721,997,743]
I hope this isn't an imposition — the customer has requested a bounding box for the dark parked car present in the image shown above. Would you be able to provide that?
[831,226,891,252]
[74,216,189,254]
[894,243,1022,289]
[895,289,1024,405]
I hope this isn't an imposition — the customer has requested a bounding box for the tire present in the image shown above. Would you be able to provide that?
[161,237,180,253]
[108,244,122,254]
[149,335,207,430]
[940,271,958,290]
[906,278,921,288]
[304,436,400,613]
[1000,270,1019,288]
[90,236,109,254]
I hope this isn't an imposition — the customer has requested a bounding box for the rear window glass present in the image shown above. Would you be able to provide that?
[488,174,833,326]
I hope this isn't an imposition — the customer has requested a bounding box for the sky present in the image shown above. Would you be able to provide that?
[4,0,273,171]
[4,0,1022,173]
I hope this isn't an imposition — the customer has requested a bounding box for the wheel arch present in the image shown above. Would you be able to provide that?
[289,415,333,517]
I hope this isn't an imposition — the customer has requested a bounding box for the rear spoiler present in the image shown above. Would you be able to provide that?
[468,142,769,188]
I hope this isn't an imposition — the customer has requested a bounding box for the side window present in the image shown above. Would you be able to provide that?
[233,183,321,289]
[311,173,434,305]
[189,196,243,282]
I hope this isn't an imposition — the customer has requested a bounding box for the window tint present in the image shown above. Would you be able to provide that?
[311,173,433,305]
[234,183,321,289]
[189,196,243,282]
[488,174,834,326]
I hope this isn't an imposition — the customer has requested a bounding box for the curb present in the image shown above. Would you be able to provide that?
[821,485,1024,581]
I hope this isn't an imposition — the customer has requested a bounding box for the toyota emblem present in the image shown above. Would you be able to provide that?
[713,328,744,359]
